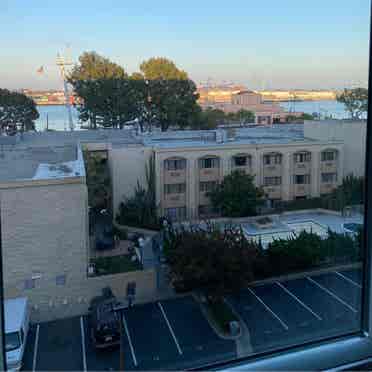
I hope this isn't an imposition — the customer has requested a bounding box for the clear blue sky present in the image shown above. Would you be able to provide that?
[0,0,370,90]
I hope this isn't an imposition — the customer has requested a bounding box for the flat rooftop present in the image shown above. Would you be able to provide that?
[0,124,342,182]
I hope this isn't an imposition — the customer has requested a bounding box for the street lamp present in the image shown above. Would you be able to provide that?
[112,303,128,371]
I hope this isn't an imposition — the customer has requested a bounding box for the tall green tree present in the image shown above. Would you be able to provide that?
[336,88,368,119]
[139,57,199,131]
[0,89,39,135]
[68,51,127,82]
[140,57,188,80]
[208,170,264,217]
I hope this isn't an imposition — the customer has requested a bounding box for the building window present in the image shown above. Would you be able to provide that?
[264,154,282,165]
[56,274,66,286]
[164,183,186,194]
[164,207,186,221]
[321,172,337,183]
[321,151,337,162]
[264,176,282,186]
[164,158,186,171]
[199,157,219,169]
[200,181,218,192]
[294,152,311,163]
[24,279,35,290]
[294,174,311,184]
[233,155,250,167]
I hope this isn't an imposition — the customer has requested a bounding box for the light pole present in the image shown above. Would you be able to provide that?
[112,303,128,371]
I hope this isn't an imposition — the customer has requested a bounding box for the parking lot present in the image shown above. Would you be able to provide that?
[22,268,362,371]
[228,267,362,353]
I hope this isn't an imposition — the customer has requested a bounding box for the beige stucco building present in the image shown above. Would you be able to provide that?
[0,120,365,320]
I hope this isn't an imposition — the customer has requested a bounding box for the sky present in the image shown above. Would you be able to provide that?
[0,0,370,90]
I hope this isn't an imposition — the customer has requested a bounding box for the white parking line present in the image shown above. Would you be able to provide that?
[276,282,322,321]
[335,271,362,289]
[80,317,87,372]
[307,277,358,313]
[32,324,40,372]
[246,287,289,330]
[122,312,138,367]
[158,302,183,355]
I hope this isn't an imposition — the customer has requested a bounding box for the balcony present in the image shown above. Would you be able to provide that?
[232,165,253,175]
[294,184,311,197]
[293,162,311,174]
[321,161,337,173]
[320,182,337,194]
[199,167,220,182]
[263,186,282,199]
[263,164,282,176]
[164,169,186,184]
[163,193,186,208]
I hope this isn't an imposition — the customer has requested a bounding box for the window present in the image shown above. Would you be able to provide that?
[264,154,282,165]
[5,332,21,352]
[321,172,337,183]
[164,206,187,221]
[24,278,35,290]
[164,158,186,171]
[56,274,66,286]
[294,152,311,163]
[294,174,311,184]
[264,176,282,186]
[164,183,186,194]
[1,1,371,371]
[234,155,250,167]
[200,181,218,192]
[199,157,219,169]
[321,150,337,161]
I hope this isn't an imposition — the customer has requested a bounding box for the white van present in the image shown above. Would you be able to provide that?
[5,297,30,371]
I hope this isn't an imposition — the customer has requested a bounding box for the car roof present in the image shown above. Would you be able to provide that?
[5,297,28,333]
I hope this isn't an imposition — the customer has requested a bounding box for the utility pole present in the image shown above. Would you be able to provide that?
[56,53,74,131]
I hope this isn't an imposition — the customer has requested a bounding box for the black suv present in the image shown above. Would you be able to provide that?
[88,288,121,349]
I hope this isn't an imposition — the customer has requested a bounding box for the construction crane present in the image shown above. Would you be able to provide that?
[56,52,74,131]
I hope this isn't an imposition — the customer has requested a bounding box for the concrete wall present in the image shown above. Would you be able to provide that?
[109,145,153,215]
[304,120,366,178]
[0,180,157,322]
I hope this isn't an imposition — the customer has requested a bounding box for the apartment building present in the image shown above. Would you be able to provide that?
[150,126,343,220]
[0,121,363,320]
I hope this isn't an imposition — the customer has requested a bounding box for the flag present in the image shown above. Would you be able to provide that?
[37,66,44,74]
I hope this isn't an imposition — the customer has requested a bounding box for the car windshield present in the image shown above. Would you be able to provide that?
[5,332,20,352]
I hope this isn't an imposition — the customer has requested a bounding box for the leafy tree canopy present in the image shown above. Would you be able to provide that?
[336,88,368,119]
[68,51,127,82]
[0,88,39,135]
[166,223,261,296]
[140,57,188,80]
[208,170,264,217]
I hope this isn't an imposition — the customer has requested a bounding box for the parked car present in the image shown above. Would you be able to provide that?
[5,297,30,371]
[88,288,121,349]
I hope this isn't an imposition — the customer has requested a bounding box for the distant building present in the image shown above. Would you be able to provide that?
[198,88,303,125]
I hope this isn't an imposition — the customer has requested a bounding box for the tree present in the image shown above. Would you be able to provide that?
[301,113,315,120]
[208,171,264,217]
[199,108,226,129]
[336,88,368,119]
[232,109,255,124]
[138,57,200,131]
[140,57,188,80]
[72,78,145,129]
[68,51,127,82]
[0,89,39,135]
[166,223,261,297]
[116,156,159,229]
[83,150,111,213]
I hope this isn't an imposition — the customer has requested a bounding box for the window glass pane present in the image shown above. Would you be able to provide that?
[0,1,370,371]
